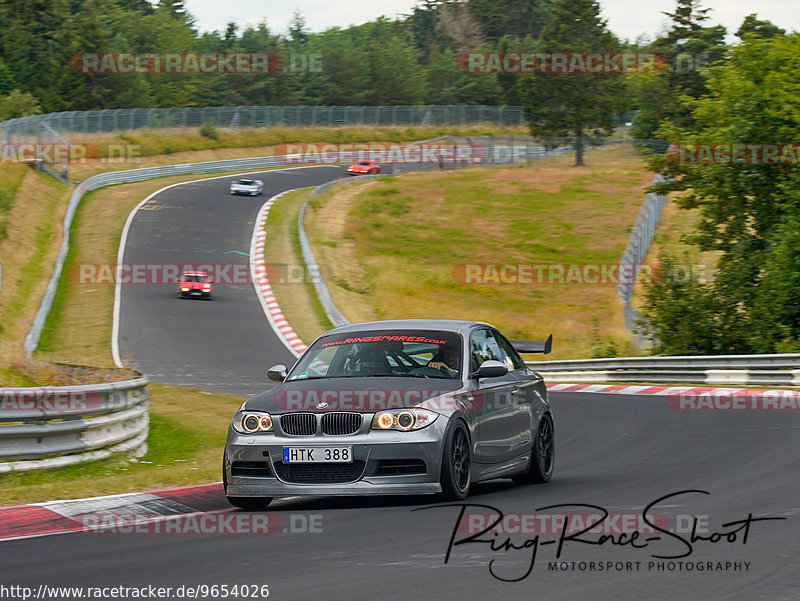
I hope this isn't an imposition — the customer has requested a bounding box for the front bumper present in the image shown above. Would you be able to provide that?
[230,188,260,195]
[224,417,448,497]
[180,289,211,298]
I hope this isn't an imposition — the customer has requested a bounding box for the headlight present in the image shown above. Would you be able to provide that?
[371,409,438,431]
[181,287,190,291]
[232,410,273,434]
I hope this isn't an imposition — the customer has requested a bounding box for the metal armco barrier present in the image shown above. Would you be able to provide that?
[526,354,800,385]
[0,376,149,472]
[617,173,669,333]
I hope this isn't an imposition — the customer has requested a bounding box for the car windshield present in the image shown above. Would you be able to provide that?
[358,161,371,166]
[287,330,462,380]
[237,179,254,185]
[181,274,207,282]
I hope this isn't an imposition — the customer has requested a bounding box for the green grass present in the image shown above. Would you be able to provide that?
[264,188,333,344]
[308,145,652,357]
[0,165,27,242]
[0,173,66,348]
[34,191,85,356]
[0,366,37,386]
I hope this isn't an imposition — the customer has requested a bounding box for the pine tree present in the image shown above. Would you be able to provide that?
[736,14,785,39]
[630,0,726,142]
[518,0,623,165]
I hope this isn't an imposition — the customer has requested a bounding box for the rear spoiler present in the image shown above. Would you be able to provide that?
[511,334,552,355]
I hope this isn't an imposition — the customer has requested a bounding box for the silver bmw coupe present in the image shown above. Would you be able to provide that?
[223,319,554,509]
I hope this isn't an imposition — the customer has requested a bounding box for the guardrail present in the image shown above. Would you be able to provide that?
[617,173,669,333]
[525,354,800,386]
[0,375,149,472]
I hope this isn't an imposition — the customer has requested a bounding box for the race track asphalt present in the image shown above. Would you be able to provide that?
[115,165,345,396]
[2,391,797,600]
[2,165,797,600]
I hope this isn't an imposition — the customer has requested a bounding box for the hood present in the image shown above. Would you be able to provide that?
[180,281,210,289]
[245,377,465,414]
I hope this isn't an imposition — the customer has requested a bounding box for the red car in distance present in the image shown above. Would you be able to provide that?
[178,271,213,300]
[347,160,381,175]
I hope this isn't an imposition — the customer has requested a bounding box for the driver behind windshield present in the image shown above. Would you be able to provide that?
[427,346,460,377]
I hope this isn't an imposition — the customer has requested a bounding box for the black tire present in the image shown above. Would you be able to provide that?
[227,497,273,511]
[513,413,554,485]
[439,421,471,500]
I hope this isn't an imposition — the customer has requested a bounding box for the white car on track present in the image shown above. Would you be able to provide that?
[229,178,264,196]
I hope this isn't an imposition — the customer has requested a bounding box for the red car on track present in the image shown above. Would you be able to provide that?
[347,160,381,175]
[178,271,213,300]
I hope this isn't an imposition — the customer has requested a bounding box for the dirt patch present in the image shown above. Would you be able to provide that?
[8,359,140,386]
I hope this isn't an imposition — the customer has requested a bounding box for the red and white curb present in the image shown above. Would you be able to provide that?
[546,382,799,400]
[250,189,308,358]
[0,483,227,541]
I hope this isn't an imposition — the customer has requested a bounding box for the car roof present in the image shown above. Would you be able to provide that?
[321,318,492,337]
[181,271,208,276]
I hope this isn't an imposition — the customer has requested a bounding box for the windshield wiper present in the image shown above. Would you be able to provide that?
[288,375,350,381]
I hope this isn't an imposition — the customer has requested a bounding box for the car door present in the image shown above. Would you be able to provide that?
[469,328,524,464]
[493,331,539,455]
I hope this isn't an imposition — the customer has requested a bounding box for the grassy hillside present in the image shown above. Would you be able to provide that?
[306,145,653,359]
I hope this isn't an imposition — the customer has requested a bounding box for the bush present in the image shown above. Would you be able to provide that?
[199,121,219,140]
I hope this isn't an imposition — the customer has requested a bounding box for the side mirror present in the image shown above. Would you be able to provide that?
[267,364,287,382]
[474,360,508,379]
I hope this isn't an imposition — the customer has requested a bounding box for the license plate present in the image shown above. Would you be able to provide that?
[283,447,352,463]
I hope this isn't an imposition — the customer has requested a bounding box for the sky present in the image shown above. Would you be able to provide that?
[185,0,799,42]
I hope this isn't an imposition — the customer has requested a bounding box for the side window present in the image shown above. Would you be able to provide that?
[469,329,503,371]
[493,332,525,371]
